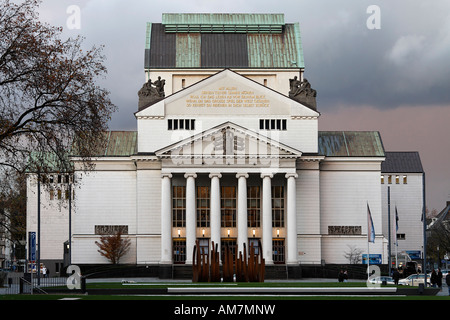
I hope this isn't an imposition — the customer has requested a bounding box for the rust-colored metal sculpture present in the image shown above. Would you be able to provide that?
[192,239,265,282]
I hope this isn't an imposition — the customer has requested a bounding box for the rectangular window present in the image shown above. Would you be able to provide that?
[221,186,236,228]
[272,186,284,228]
[260,119,287,130]
[247,186,261,228]
[388,175,392,184]
[381,175,384,184]
[173,239,186,264]
[403,175,407,184]
[272,239,285,264]
[248,238,260,255]
[396,175,400,184]
[172,186,186,228]
[168,119,195,130]
[197,186,210,227]
[221,238,237,264]
[397,233,406,240]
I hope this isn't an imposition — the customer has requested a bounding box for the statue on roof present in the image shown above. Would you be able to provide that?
[138,76,165,110]
[289,76,317,110]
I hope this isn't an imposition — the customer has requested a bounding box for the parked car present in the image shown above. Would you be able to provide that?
[368,276,395,285]
[398,274,430,286]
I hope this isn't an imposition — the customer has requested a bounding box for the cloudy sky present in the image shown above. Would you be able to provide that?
[36,0,450,211]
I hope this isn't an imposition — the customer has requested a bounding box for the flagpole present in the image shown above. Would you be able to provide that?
[367,203,370,280]
[395,205,398,269]
[388,186,391,276]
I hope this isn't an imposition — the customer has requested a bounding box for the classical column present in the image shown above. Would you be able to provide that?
[160,173,172,264]
[209,173,222,259]
[261,173,273,264]
[236,173,249,254]
[286,173,298,265]
[184,173,197,264]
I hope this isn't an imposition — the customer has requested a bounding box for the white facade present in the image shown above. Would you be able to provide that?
[26,14,426,275]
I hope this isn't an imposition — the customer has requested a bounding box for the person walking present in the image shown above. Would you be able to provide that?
[338,270,344,282]
[393,268,400,285]
[430,269,437,288]
[437,268,443,289]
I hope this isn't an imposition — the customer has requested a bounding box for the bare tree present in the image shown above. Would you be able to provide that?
[0,0,116,180]
[344,245,364,264]
[95,231,131,264]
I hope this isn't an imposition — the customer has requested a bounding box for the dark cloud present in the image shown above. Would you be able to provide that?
[36,0,450,210]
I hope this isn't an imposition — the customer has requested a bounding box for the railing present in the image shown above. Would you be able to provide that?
[0,276,68,295]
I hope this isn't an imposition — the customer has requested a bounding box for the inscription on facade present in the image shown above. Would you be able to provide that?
[186,87,269,108]
[328,226,362,235]
[95,225,128,235]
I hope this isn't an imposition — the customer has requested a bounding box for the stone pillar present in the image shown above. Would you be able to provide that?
[160,173,172,264]
[184,173,197,264]
[261,173,273,264]
[236,173,249,254]
[209,173,222,260]
[286,173,298,265]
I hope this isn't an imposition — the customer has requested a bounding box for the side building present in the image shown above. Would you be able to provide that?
[381,152,425,268]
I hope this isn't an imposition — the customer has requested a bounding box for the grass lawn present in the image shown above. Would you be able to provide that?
[1,280,448,300]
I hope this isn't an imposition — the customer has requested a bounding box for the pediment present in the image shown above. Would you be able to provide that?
[135,69,319,118]
[155,122,302,163]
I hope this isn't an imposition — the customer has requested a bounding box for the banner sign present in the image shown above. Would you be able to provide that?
[28,232,36,261]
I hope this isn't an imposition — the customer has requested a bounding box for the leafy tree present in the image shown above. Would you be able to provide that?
[95,231,131,264]
[0,0,116,180]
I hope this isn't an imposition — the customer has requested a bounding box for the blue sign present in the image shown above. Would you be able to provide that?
[362,254,382,265]
[406,250,421,259]
[28,232,36,261]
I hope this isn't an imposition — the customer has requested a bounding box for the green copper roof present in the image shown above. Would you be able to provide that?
[318,131,385,157]
[145,13,305,69]
[162,13,285,33]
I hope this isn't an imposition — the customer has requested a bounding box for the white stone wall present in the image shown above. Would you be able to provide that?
[71,164,137,264]
[319,159,385,264]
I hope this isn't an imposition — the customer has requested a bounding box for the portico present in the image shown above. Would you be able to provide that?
[156,121,302,265]
[160,169,299,266]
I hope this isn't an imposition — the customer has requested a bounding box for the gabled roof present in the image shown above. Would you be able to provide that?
[381,152,424,173]
[136,68,320,115]
[145,13,304,69]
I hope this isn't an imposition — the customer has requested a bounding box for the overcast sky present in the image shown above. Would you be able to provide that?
[36,0,450,211]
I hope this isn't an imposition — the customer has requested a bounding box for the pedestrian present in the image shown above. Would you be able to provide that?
[393,268,400,285]
[42,266,47,278]
[446,273,450,296]
[430,269,437,288]
[344,270,348,282]
[338,270,344,282]
[437,268,443,289]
